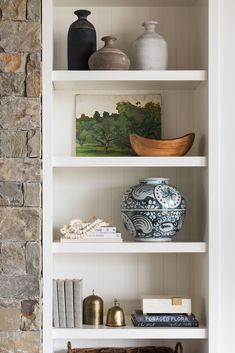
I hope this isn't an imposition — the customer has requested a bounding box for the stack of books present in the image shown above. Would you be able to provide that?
[53,279,83,328]
[131,296,199,328]
[61,226,123,243]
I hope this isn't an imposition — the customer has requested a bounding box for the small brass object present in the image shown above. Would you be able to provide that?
[106,299,126,327]
[172,297,182,306]
[83,290,103,325]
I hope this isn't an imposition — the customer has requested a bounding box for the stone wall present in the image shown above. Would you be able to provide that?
[0,1,41,352]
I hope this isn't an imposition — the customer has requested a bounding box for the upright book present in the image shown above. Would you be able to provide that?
[74,279,83,327]
[53,279,59,328]
[57,279,66,328]
[65,279,74,328]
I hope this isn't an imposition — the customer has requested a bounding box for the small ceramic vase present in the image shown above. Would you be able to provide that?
[67,9,96,70]
[132,21,168,70]
[121,178,186,241]
[88,36,130,70]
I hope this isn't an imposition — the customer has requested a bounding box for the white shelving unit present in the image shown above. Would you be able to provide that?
[43,0,220,352]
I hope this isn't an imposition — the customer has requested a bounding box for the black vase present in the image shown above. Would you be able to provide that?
[67,9,97,70]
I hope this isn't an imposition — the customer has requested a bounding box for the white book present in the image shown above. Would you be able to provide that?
[142,296,192,315]
[60,238,123,243]
[53,279,59,328]
[85,232,121,238]
[74,279,83,328]
[92,227,116,233]
[57,280,66,327]
[65,279,74,328]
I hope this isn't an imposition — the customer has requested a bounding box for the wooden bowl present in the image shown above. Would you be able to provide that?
[130,133,195,157]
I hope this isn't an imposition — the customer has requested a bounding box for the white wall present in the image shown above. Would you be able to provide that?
[219,0,235,349]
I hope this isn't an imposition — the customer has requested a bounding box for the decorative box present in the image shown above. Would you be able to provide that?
[142,296,191,315]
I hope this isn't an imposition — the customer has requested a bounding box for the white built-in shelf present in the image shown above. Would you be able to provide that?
[52,71,207,91]
[53,241,207,254]
[53,157,207,168]
[53,322,208,340]
[54,0,199,7]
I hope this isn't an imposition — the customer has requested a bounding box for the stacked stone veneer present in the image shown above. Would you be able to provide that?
[0,1,41,352]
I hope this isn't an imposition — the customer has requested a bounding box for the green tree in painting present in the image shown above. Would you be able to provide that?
[93,111,102,121]
[89,111,117,152]
[76,100,161,156]
[114,101,161,147]
[76,114,94,146]
[77,111,117,152]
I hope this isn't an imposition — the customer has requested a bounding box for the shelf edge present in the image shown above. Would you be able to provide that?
[52,242,208,254]
[52,327,208,340]
[52,157,208,168]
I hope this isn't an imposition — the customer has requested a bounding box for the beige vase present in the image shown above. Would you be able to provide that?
[88,36,130,70]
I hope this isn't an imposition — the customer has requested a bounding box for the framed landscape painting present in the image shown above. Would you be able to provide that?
[75,94,161,157]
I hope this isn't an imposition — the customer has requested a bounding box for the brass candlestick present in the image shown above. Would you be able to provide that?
[83,290,103,325]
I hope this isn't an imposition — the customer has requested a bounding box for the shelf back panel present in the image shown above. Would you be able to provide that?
[53,252,208,322]
[53,89,208,158]
[53,4,208,70]
[53,167,208,243]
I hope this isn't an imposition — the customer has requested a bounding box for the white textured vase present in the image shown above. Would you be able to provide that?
[132,21,168,70]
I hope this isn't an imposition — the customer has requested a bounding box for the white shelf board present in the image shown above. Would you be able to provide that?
[53,322,208,340]
[52,157,207,168]
[53,241,207,254]
[52,71,207,91]
[54,0,199,7]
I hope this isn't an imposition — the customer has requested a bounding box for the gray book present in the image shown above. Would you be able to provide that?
[53,279,59,328]
[57,279,66,328]
[65,279,74,328]
[74,279,83,327]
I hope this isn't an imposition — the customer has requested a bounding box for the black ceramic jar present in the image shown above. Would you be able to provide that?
[67,9,97,70]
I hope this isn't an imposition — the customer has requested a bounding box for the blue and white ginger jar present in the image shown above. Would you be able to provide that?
[121,178,186,241]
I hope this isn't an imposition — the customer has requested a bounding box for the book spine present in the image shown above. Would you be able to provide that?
[92,227,116,233]
[144,315,195,323]
[74,279,83,328]
[60,238,123,243]
[132,321,199,327]
[65,279,74,328]
[131,316,199,327]
[57,280,66,328]
[85,232,121,238]
[134,311,196,324]
[53,279,59,328]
